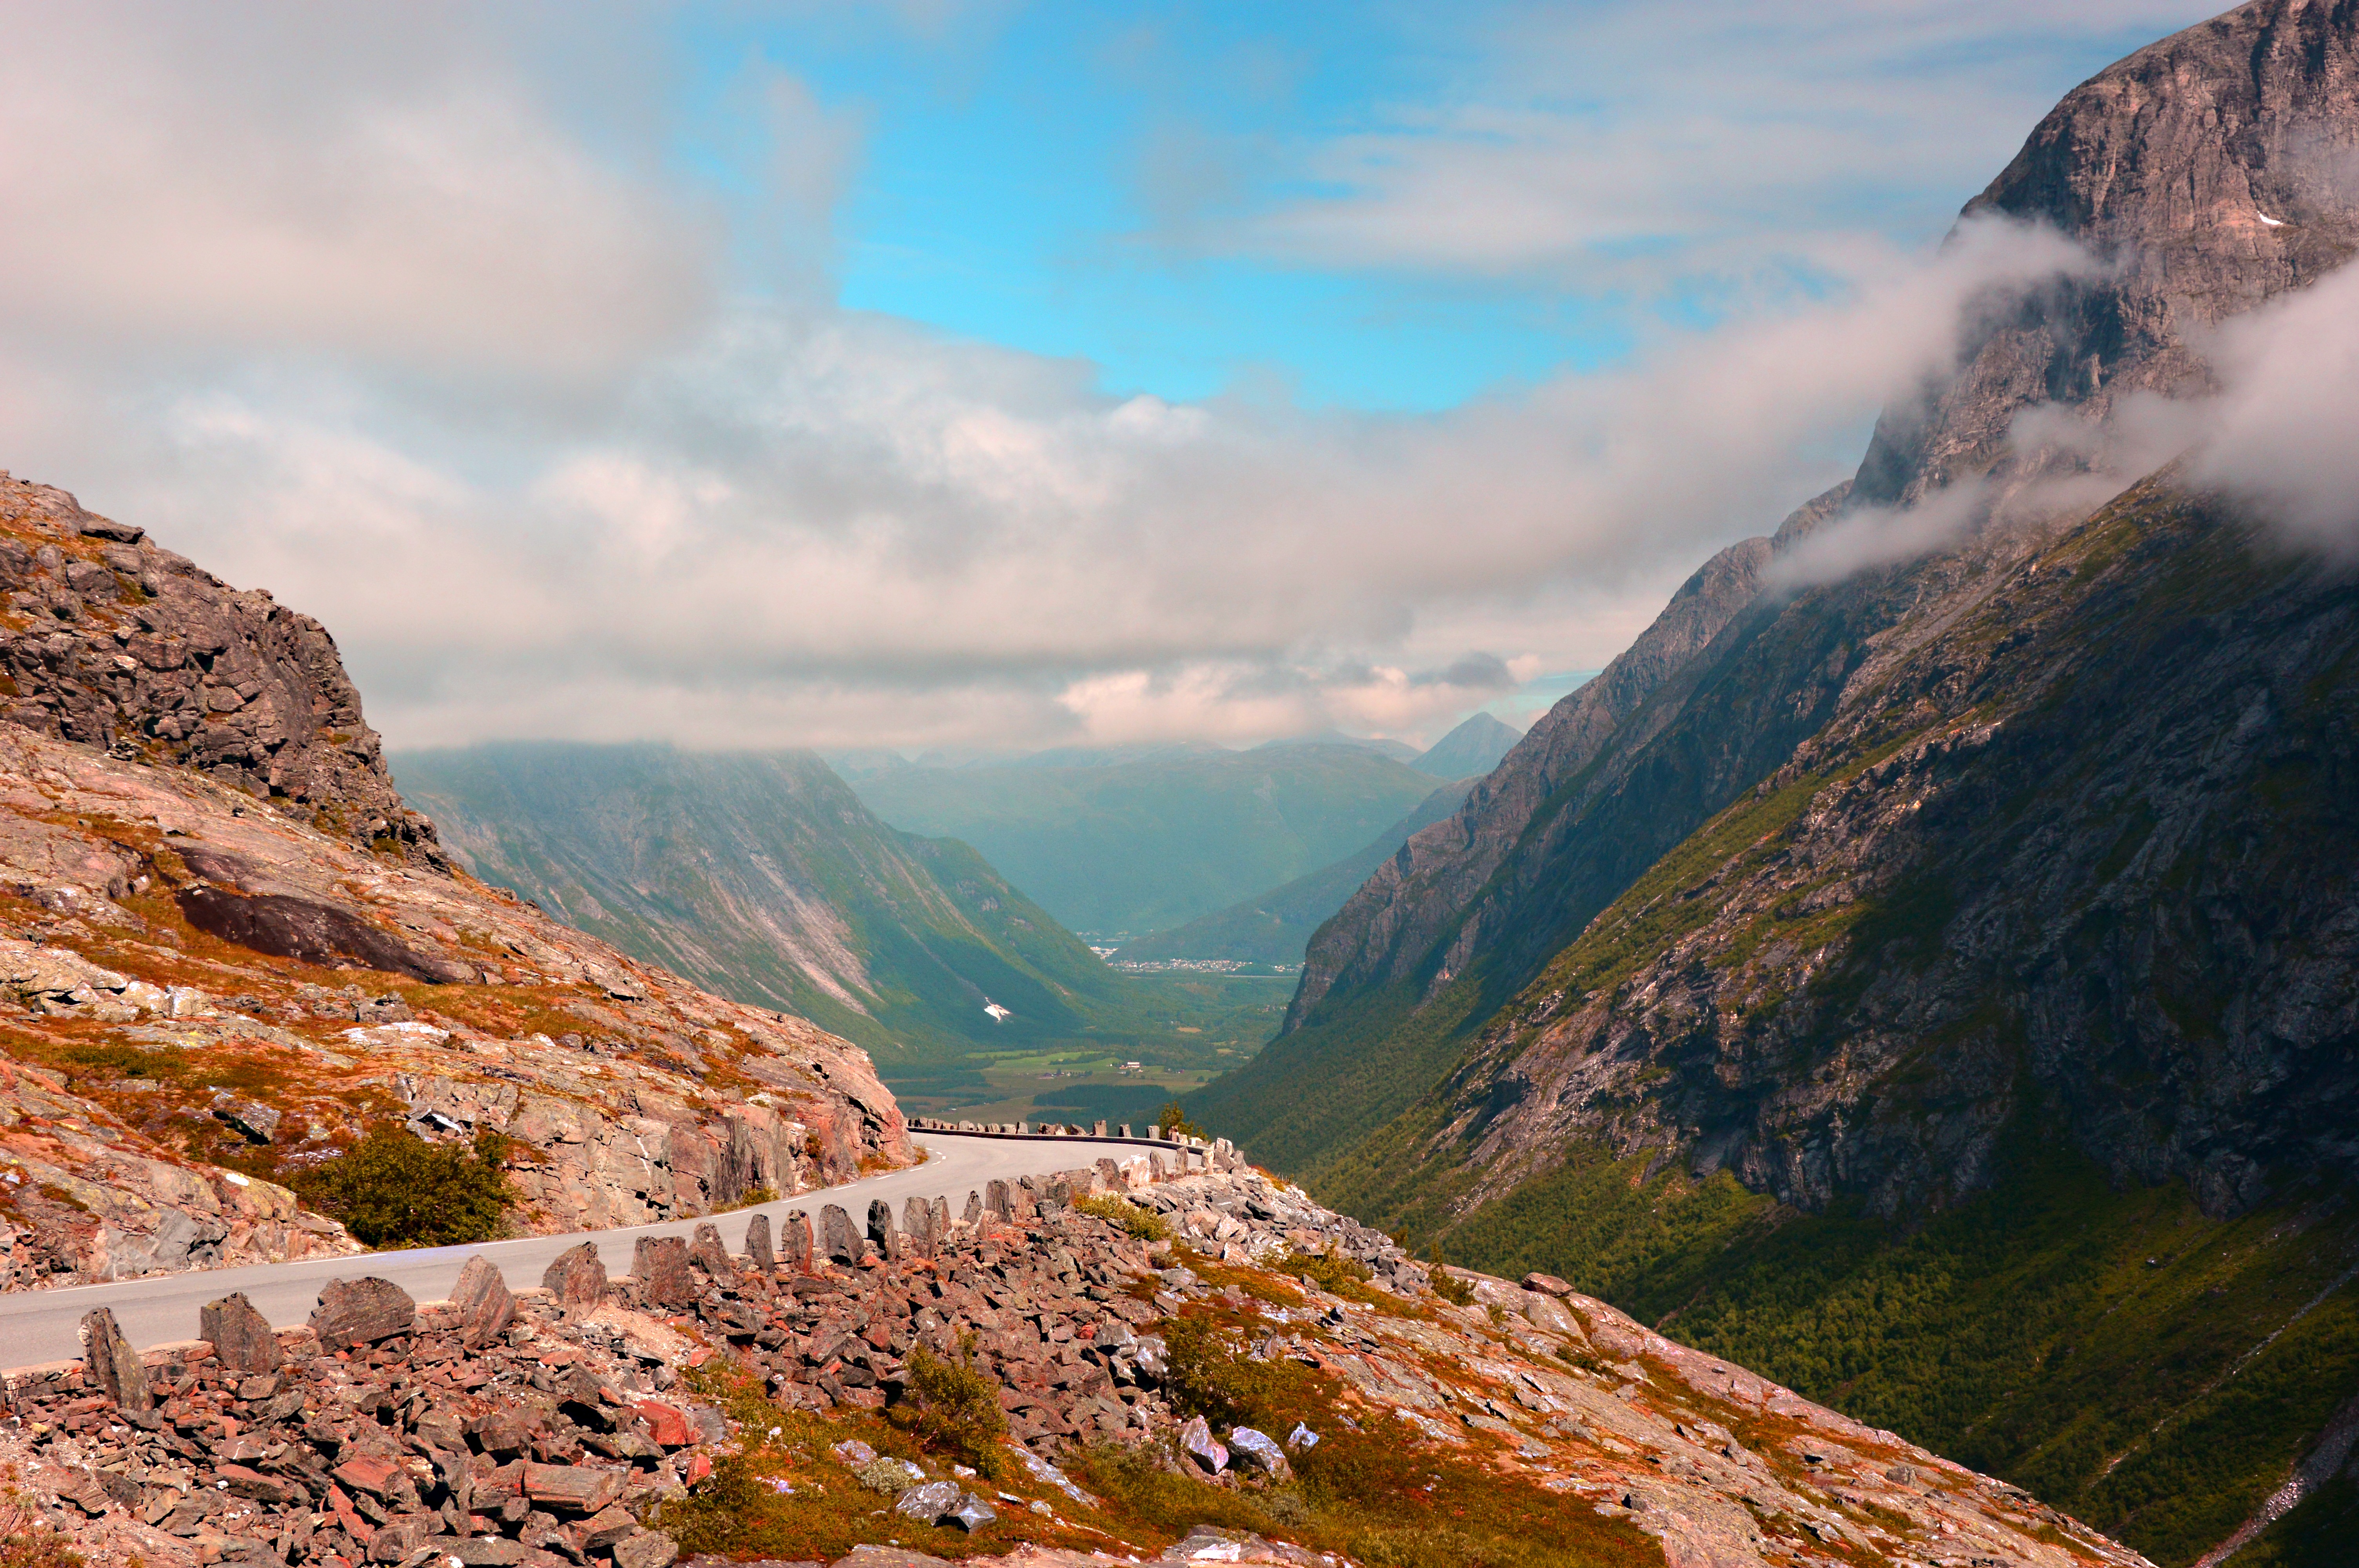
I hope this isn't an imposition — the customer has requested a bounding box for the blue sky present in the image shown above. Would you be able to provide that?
[666,2,2201,411]
[4,1,2225,751]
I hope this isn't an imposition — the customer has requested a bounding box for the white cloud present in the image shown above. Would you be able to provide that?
[1166,1,2215,287]
[2184,262,2359,550]
[0,2,2136,756]
[0,6,718,378]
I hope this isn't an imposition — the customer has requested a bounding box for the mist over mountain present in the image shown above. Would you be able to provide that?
[847,741,1442,936]
[1111,778,1477,967]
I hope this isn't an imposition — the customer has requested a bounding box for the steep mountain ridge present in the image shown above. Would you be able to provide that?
[1225,0,2359,1175]
[397,742,1165,1066]
[1187,4,2359,1562]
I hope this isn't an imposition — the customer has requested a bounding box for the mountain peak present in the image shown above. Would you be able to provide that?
[1410,711,1525,779]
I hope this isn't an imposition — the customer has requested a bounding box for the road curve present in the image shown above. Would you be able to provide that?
[0,1132,1142,1369]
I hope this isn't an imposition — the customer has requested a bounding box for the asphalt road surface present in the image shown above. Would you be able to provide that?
[0,1131,1144,1369]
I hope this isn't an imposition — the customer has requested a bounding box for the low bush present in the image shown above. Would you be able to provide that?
[0,1477,85,1568]
[1075,1192,1171,1241]
[900,1337,1009,1478]
[1281,1247,1376,1302]
[1071,1441,1275,1538]
[1162,1316,1319,1430]
[1428,1269,1477,1307]
[296,1123,514,1247]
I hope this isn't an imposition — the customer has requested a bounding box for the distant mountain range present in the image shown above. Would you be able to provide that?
[844,740,1446,936]
[394,743,1183,1073]
[1110,778,1476,966]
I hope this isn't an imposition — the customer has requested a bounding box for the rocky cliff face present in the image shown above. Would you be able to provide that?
[0,474,443,866]
[1861,0,2359,514]
[1377,474,2357,1221]
[1241,0,2359,1180]
[0,481,913,1289]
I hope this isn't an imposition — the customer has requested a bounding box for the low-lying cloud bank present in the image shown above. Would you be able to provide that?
[19,222,2093,752]
[1774,249,2359,592]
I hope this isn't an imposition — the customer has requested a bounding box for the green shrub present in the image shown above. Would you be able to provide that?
[721,1184,780,1213]
[1428,1269,1476,1307]
[1157,1100,1207,1140]
[1282,1247,1374,1301]
[1071,1441,1274,1538]
[901,1337,1009,1478]
[298,1123,514,1247]
[1163,1316,1318,1430]
[1075,1192,1171,1241]
[0,1483,86,1567]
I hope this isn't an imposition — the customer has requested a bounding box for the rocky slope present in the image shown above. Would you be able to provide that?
[1191,3,2359,1563]
[0,473,444,866]
[0,481,911,1290]
[4,1145,2155,1568]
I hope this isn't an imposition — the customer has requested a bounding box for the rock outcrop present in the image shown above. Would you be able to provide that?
[1,1154,2153,1568]
[0,473,443,866]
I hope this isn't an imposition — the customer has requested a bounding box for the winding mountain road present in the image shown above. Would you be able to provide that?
[0,1131,1146,1369]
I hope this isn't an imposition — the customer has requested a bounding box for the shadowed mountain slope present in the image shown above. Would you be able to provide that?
[1110,779,1475,967]
[398,743,1161,1071]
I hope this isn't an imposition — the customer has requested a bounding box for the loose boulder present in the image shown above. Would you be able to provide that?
[744,1211,774,1271]
[542,1241,608,1321]
[309,1277,416,1351]
[820,1203,860,1265]
[687,1221,736,1283]
[80,1307,152,1412]
[780,1209,814,1272]
[200,1291,283,1376]
[451,1255,516,1348]
[632,1236,696,1309]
